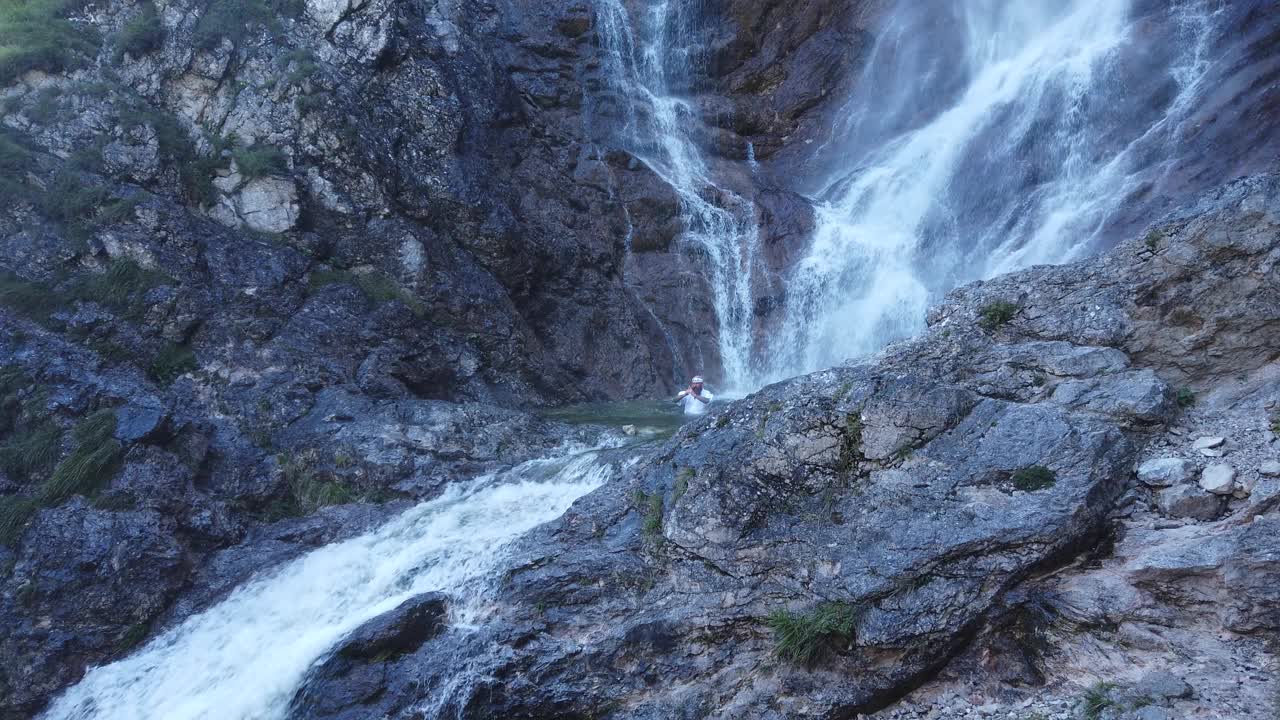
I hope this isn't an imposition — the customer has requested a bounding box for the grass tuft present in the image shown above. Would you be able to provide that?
[0,495,37,545]
[39,409,121,504]
[1175,387,1195,408]
[74,258,169,318]
[309,267,425,317]
[0,421,62,477]
[978,300,1020,330]
[0,0,101,85]
[147,343,197,386]
[232,142,287,179]
[1011,465,1056,492]
[765,601,858,666]
[1081,681,1117,720]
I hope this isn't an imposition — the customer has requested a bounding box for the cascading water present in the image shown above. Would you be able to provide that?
[40,449,614,720]
[763,0,1223,379]
[595,0,762,391]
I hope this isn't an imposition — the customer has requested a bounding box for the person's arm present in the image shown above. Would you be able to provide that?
[674,389,690,403]
[695,391,711,404]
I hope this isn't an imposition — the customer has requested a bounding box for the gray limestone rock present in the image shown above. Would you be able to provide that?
[1136,458,1193,487]
[1199,464,1237,495]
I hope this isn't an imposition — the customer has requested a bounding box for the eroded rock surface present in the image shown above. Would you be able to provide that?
[288,174,1280,719]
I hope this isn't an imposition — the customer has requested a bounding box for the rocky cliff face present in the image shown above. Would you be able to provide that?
[288,174,1280,719]
[3,1,1280,718]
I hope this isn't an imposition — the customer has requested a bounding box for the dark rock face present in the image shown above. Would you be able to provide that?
[291,593,449,718]
[285,177,1280,718]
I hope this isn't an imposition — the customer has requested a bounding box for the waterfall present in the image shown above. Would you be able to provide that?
[40,449,614,720]
[595,0,762,392]
[763,0,1222,379]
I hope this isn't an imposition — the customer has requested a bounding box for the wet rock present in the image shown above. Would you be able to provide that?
[1199,464,1236,495]
[290,593,447,717]
[334,593,448,660]
[1157,484,1223,520]
[1136,458,1193,487]
[1259,461,1280,476]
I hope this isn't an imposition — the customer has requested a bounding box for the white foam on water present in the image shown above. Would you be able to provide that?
[41,449,613,720]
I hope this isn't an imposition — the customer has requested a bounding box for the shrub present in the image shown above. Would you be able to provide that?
[1143,228,1165,252]
[978,300,1019,330]
[114,1,163,60]
[765,601,858,666]
[232,142,287,179]
[40,409,121,504]
[0,0,101,85]
[147,343,197,385]
[1011,465,1056,492]
[1175,387,1195,408]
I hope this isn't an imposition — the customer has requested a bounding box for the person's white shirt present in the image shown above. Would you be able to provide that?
[678,388,714,416]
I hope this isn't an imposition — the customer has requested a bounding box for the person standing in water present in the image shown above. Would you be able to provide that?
[675,376,714,416]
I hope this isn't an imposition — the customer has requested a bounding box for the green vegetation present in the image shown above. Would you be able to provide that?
[114,1,163,60]
[147,343,197,386]
[0,270,63,324]
[269,449,358,517]
[978,299,1020,330]
[0,496,36,544]
[1011,465,1056,492]
[673,468,693,503]
[40,409,121,504]
[75,258,169,318]
[1175,387,1195,408]
[282,47,317,88]
[1,259,169,327]
[28,85,64,124]
[119,621,149,650]
[232,142,287,179]
[0,0,101,85]
[633,490,663,536]
[309,267,426,317]
[0,421,61,477]
[38,169,138,240]
[1080,681,1117,720]
[1144,227,1165,252]
[765,601,858,666]
[838,412,863,471]
[121,106,234,206]
[192,0,303,50]
[0,128,34,200]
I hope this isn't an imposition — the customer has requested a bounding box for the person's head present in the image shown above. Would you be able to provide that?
[690,375,704,392]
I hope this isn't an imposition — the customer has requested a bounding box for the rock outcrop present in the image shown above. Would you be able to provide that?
[286,175,1280,718]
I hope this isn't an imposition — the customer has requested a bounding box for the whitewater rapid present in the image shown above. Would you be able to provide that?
[41,449,613,720]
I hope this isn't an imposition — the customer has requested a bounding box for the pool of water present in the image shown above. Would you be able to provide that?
[540,399,690,440]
